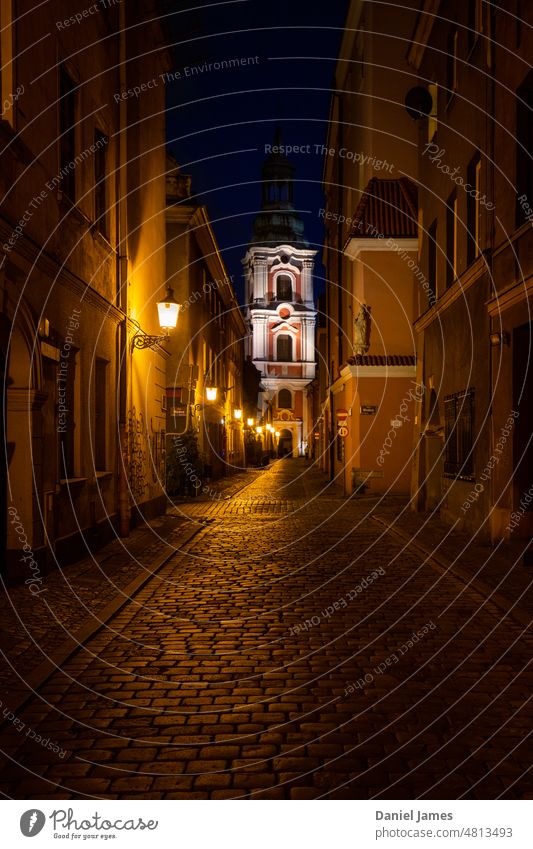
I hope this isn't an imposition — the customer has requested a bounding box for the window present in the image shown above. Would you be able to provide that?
[276,275,292,301]
[58,349,78,479]
[0,0,15,127]
[427,83,438,142]
[278,388,292,409]
[467,155,482,264]
[446,30,458,102]
[446,30,458,101]
[446,191,458,287]
[59,66,76,200]
[428,219,438,301]
[516,71,533,226]
[94,359,107,471]
[467,0,484,54]
[94,129,108,237]
[444,389,475,479]
[276,334,293,362]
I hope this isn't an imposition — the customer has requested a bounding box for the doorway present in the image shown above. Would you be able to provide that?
[278,428,293,457]
[513,321,533,535]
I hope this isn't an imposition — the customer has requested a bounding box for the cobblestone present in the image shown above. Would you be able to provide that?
[0,460,531,799]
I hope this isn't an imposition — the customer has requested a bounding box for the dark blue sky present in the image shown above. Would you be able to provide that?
[163,0,349,300]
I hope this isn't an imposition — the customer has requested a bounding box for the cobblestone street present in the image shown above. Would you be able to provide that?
[0,460,531,800]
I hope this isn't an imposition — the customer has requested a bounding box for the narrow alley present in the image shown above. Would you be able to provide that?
[0,461,530,800]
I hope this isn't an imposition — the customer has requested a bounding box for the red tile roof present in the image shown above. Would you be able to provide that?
[346,354,416,367]
[348,178,418,240]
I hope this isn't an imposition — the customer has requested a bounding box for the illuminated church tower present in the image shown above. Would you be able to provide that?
[243,132,317,457]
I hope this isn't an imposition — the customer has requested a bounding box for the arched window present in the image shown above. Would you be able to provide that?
[278,388,292,409]
[276,275,292,301]
[276,334,292,362]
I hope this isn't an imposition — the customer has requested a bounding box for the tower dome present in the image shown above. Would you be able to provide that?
[251,128,308,247]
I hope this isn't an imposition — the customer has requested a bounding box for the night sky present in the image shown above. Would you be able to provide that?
[162,0,350,300]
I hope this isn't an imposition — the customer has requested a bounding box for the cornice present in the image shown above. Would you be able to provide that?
[414,254,488,332]
[0,218,124,324]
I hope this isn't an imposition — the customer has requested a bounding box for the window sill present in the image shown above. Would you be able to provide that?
[91,226,113,252]
[59,477,87,488]
[57,192,91,228]
[95,470,113,480]
[0,119,34,164]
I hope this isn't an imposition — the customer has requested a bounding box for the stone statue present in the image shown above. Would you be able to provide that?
[354,304,371,355]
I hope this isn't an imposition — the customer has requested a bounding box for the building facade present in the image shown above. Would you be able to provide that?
[165,155,246,488]
[409,1,533,542]
[1,1,171,581]
[243,140,317,457]
[320,0,420,494]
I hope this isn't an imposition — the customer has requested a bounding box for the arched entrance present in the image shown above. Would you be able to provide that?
[278,428,293,457]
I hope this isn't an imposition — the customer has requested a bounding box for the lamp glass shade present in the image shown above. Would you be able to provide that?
[234,408,242,420]
[275,431,280,437]
[247,418,254,427]
[206,386,218,402]
[157,287,179,330]
[256,426,263,434]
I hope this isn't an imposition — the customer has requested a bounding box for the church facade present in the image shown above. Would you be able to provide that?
[243,139,317,457]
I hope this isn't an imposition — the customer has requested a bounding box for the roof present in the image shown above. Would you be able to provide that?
[346,354,416,367]
[348,178,418,240]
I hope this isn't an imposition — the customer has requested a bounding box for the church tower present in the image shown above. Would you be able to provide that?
[243,132,317,457]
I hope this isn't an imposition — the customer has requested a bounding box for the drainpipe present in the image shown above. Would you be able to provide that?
[486,5,496,543]
[117,1,130,536]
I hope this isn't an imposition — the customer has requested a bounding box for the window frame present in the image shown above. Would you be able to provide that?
[94,127,108,238]
[444,388,475,480]
[278,388,292,409]
[59,65,77,202]
[446,190,458,287]
[276,334,293,362]
[94,358,108,472]
[467,154,482,264]
[515,71,533,227]
[276,274,293,302]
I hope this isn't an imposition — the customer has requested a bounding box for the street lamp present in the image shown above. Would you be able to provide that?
[205,386,218,402]
[246,417,254,427]
[131,286,180,351]
[256,426,263,435]
[234,408,242,420]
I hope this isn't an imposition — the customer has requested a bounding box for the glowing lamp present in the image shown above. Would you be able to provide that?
[157,286,179,331]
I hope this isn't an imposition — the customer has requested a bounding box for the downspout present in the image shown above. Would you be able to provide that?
[486,5,496,543]
[117,1,130,536]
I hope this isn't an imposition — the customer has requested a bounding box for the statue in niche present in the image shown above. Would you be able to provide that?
[353,304,371,355]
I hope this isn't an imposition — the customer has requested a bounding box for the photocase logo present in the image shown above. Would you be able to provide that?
[20,810,46,837]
